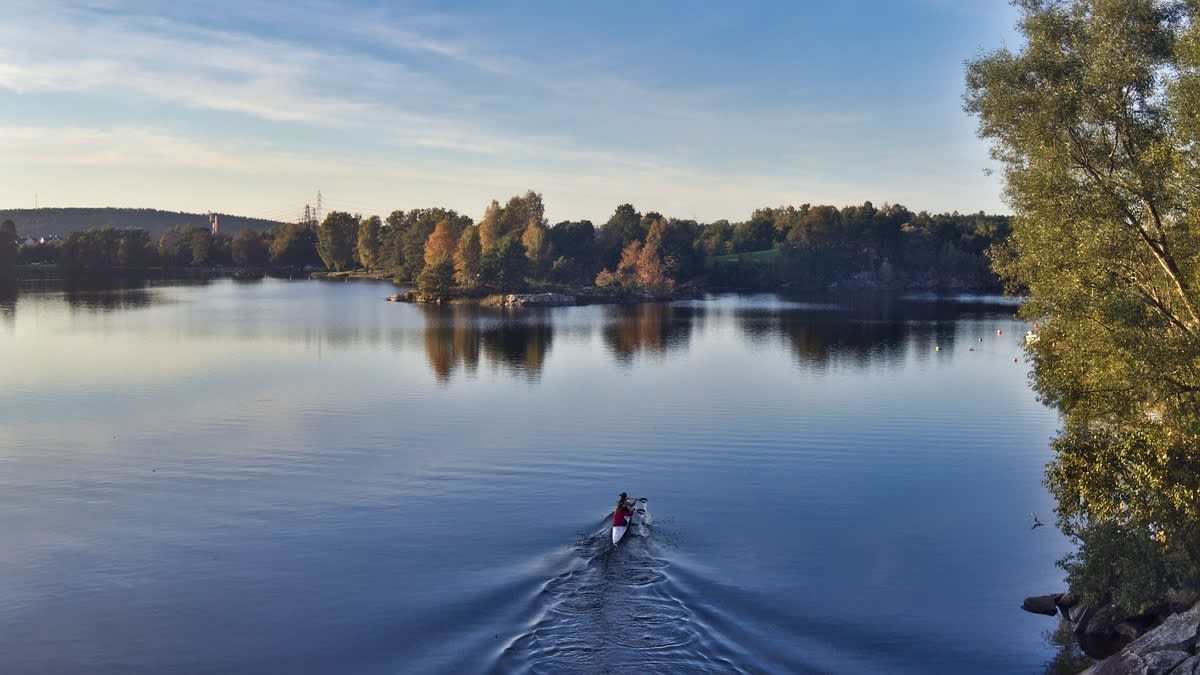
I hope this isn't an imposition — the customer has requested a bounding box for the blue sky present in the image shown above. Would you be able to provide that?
[0,0,1019,224]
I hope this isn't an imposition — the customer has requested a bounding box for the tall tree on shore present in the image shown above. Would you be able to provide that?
[418,219,459,294]
[0,219,18,277]
[454,225,482,288]
[232,228,269,268]
[599,203,645,269]
[478,200,503,253]
[317,211,360,271]
[357,215,382,271]
[967,0,1200,610]
[270,222,321,269]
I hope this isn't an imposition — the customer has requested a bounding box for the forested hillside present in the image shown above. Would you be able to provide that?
[0,208,284,239]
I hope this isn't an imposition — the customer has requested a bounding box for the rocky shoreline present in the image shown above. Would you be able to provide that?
[1023,591,1200,672]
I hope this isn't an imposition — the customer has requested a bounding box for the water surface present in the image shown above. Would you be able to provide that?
[0,280,1069,673]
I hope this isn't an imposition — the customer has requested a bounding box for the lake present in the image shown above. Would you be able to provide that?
[0,279,1071,674]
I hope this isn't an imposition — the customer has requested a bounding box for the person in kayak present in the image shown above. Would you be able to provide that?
[613,492,635,528]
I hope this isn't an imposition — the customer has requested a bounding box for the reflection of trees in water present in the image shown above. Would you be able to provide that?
[0,280,15,330]
[772,311,913,369]
[63,281,154,313]
[603,303,695,364]
[422,305,552,382]
[735,295,1003,369]
[1042,618,1095,674]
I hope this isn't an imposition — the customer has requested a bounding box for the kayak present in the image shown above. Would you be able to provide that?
[611,497,646,545]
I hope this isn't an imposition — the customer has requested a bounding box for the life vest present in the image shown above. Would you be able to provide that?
[612,507,632,526]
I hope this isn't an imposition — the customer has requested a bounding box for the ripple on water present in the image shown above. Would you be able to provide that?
[493,515,746,675]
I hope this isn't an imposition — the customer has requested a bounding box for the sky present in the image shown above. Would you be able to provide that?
[0,0,1020,225]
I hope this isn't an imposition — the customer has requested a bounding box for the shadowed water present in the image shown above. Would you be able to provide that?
[0,280,1069,674]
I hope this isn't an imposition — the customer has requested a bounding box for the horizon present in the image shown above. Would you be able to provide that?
[1,1,1020,225]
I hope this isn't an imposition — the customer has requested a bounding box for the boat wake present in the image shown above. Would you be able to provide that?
[492,508,745,674]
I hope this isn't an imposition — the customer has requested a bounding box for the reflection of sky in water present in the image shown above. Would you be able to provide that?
[0,279,1065,674]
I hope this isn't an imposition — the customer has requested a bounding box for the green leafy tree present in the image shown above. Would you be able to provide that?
[188,227,211,266]
[479,234,528,290]
[598,203,644,269]
[357,215,382,271]
[317,211,359,271]
[270,222,321,269]
[966,0,1200,610]
[231,228,269,268]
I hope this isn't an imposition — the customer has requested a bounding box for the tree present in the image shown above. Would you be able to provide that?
[522,220,549,279]
[598,203,644,269]
[966,0,1200,610]
[157,224,210,267]
[454,225,482,288]
[270,222,321,268]
[477,200,503,252]
[317,211,359,271]
[424,220,459,267]
[231,228,269,268]
[357,215,382,271]
[606,239,673,295]
[479,234,528,290]
[0,220,18,277]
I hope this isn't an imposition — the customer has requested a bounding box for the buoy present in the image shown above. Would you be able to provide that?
[935,345,942,351]
[997,329,1003,336]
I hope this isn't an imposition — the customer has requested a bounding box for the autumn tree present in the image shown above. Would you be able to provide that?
[967,0,1200,610]
[522,220,549,279]
[418,219,460,294]
[477,200,503,252]
[603,239,673,296]
[598,203,645,269]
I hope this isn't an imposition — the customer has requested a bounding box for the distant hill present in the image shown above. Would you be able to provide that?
[0,208,288,239]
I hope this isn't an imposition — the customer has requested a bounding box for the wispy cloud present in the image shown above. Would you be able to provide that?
[0,0,1008,219]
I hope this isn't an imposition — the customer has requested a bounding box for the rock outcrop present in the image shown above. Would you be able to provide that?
[1082,601,1200,674]
[501,293,574,307]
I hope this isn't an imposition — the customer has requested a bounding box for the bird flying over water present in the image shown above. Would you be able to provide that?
[1030,512,1044,529]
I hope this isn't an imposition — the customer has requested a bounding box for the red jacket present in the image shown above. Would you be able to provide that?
[612,507,632,527]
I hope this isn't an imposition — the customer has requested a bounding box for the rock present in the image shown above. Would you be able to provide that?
[1119,601,1200,656]
[503,293,575,307]
[1022,594,1062,616]
[1116,622,1143,641]
[1142,650,1192,674]
[1084,650,1146,675]
[1170,655,1200,674]
[1083,601,1200,674]
[1057,591,1079,609]
[1079,603,1132,638]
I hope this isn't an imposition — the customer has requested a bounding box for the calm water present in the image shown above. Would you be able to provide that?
[0,280,1070,674]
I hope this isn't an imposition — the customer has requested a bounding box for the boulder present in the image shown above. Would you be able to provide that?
[1022,594,1061,616]
[1082,601,1200,674]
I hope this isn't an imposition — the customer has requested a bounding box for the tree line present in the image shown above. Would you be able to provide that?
[0,194,1010,294]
